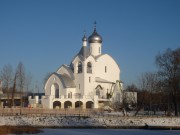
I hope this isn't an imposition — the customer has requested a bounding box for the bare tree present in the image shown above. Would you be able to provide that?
[137,72,160,115]
[135,90,150,115]
[0,64,13,107]
[43,72,51,85]
[156,48,180,116]
[126,84,138,92]
[11,72,17,107]
[124,84,138,107]
[16,62,26,107]
[25,72,32,93]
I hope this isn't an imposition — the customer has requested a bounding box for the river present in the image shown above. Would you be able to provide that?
[23,129,180,135]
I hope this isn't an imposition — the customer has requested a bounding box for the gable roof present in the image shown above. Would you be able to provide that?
[78,46,90,60]
[56,64,75,80]
[95,85,103,89]
[53,72,76,88]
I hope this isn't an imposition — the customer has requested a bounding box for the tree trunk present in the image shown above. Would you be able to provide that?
[12,74,17,107]
[172,94,178,116]
[7,85,10,108]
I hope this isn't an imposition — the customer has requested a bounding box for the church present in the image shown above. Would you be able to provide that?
[41,24,123,109]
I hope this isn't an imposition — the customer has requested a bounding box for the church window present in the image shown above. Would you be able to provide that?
[55,87,59,98]
[68,92,72,98]
[105,66,107,73]
[96,89,100,98]
[78,62,82,73]
[87,62,92,73]
[51,83,59,98]
[55,89,59,98]
[89,77,91,83]
[79,84,80,90]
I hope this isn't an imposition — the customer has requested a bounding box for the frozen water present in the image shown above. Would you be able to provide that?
[23,129,180,135]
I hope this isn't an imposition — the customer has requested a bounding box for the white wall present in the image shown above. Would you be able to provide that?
[45,74,65,97]
[42,37,122,109]
[89,43,101,56]
[95,54,120,82]
[83,56,96,96]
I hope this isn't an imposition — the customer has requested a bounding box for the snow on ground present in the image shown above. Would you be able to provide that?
[0,115,180,127]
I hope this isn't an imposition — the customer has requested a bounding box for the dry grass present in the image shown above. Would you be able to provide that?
[0,126,42,135]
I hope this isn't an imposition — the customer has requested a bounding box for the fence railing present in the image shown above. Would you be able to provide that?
[1,108,179,117]
[0,108,103,116]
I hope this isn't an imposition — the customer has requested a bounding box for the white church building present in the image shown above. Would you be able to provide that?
[30,25,123,109]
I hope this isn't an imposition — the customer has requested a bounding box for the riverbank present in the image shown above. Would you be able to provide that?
[0,115,180,129]
[0,126,42,135]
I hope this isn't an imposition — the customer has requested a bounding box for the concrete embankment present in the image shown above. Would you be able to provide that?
[0,116,180,129]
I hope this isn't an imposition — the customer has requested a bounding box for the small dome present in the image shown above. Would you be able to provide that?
[82,34,87,41]
[88,29,102,43]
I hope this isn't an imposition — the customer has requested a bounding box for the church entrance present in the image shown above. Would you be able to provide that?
[53,101,61,109]
[86,101,93,108]
[64,101,72,108]
[75,101,83,108]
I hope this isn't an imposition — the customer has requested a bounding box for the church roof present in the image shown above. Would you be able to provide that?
[60,74,76,88]
[56,64,75,80]
[95,77,115,84]
[88,22,102,43]
[78,46,90,59]
[88,28,102,43]
[54,73,76,88]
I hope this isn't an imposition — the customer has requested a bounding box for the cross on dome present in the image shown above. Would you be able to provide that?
[88,21,102,43]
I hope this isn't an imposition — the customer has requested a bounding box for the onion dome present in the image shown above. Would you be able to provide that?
[82,34,87,41]
[88,22,102,43]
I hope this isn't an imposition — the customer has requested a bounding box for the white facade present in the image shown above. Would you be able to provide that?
[39,26,123,109]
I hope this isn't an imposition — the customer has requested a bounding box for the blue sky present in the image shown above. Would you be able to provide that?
[0,0,180,92]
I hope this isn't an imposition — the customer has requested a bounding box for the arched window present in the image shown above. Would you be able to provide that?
[51,83,59,98]
[55,88,59,98]
[96,89,100,98]
[78,61,82,73]
[68,92,72,98]
[87,62,92,73]
[95,85,102,98]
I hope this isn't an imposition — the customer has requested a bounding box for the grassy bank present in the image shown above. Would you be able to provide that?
[0,126,43,135]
